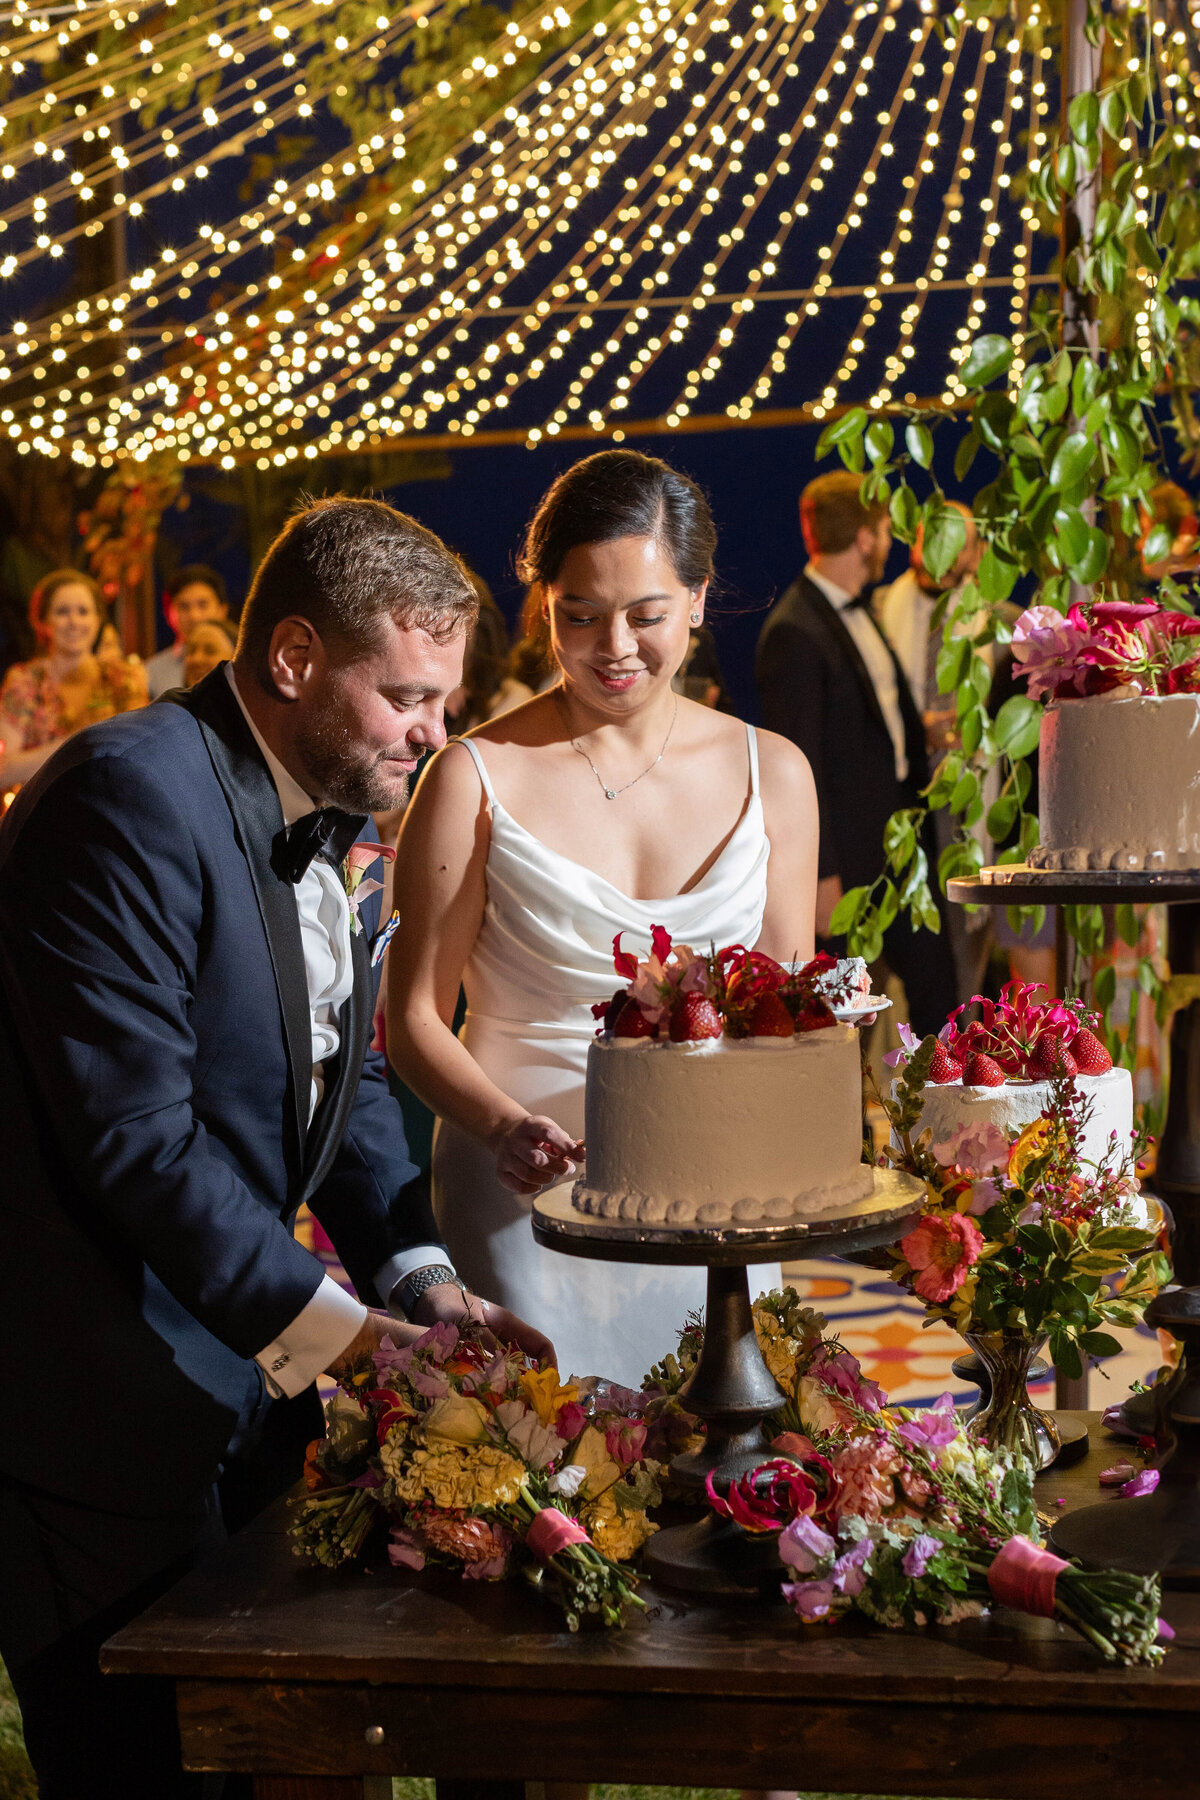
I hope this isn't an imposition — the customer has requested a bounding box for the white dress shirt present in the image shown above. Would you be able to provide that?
[224,668,450,1397]
[805,562,909,783]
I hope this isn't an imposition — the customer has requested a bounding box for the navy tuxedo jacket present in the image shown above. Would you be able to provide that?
[756,572,928,891]
[0,667,440,1513]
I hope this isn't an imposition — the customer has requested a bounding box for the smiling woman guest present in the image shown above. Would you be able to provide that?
[387,451,819,1384]
[183,616,239,688]
[0,569,148,789]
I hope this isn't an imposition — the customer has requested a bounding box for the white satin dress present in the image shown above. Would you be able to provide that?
[432,724,782,1388]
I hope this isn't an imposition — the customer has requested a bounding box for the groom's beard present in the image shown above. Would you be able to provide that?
[293,702,413,814]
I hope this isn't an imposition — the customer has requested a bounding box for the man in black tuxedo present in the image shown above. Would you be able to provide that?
[756,470,957,1035]
[0,497,549,1799]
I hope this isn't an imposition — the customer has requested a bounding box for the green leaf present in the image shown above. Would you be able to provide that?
[1071,355,1100,415]
[954,429,981,483]
[936,633,972,694]
[1069,90,1100,144]
[1071,527,1109,585]
[1052,1336,1084,1382]
[890,483,920,539]
[816,407,868,460]
[987,794,1019,841]
[1099,86,1125,140]
[993,695,1042,760]
[884,811,917,871]
[1143,522,1173,564]
[961,705,984,757]
[1049,432,1096,490]
[960,334,1014,389]
[828,884,869,936]
[865,418,895,467]
[1078,1330,1122,1360]
[950,769,979,814]
[922,501,968,582]
[1116,902,1139,948]
[1053,505,1089,567]
[1094,961,1117,1010]
[976,547,1018,603]
[905,421,934,469]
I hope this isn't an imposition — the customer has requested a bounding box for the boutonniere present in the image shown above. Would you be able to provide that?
[342,842,396,935]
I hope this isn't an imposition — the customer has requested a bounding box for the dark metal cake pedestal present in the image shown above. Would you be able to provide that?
[532,1170,924,1598]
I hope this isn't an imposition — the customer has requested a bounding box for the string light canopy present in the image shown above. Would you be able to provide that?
[0,0,1192,468]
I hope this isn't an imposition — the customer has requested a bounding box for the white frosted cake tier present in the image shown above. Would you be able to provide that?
[574,1024,874,1226]
[1029,692,1200,871]
[900,1066,1133,1170]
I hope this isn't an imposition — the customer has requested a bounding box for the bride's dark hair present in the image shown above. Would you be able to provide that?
[518,450,717,591]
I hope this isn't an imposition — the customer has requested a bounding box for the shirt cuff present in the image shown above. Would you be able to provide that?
[375,1245,458,1318]
[255,1274,367,1399]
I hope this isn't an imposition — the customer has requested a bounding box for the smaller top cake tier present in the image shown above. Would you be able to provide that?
[1030,691,1200,872]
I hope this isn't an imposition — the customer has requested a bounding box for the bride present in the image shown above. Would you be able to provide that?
[387,450,819,1385]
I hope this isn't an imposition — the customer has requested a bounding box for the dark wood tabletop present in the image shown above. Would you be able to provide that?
[102,1414,1200,1800]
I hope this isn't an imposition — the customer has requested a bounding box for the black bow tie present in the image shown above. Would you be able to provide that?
[843,584,876,613]
[276,806,366,885]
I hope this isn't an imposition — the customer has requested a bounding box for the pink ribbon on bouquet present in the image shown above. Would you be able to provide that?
[526,1507,590,1562]
[987,1535,1069,1618]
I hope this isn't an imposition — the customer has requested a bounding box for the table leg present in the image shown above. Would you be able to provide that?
[1157,902,1200,1285]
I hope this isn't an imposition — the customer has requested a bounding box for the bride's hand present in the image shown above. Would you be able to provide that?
[494,1114,584,1195]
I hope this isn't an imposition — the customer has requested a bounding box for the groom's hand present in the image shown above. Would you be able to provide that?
[325,1310,425,1384]
[412,1280,557,1371]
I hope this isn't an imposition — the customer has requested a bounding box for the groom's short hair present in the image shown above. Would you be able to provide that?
[800,471,886,557]
[238,496,477,675]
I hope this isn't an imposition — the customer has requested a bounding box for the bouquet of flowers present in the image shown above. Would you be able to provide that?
[875,1032,1168,1385]
[290,1321,664,1630]
[1013,597,1200,702]
[706,1389,1170,1667]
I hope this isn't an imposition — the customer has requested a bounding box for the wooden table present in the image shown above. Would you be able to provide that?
[102,1414,1200,1800]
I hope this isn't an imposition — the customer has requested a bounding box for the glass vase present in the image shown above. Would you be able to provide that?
[962,1328,1060,1471]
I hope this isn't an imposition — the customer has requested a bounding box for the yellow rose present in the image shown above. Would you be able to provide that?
[1008,1117,1065,1182]
[423,1392,491,1446]
[752,1311,800,1394]
[572,1423,622,1499]
[519,1366,579,1426]
[796,1376,844,1436]
[581,1488,659,1562]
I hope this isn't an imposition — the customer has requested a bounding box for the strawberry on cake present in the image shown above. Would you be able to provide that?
[574,932,874,1227]
[889,980,1133,1171]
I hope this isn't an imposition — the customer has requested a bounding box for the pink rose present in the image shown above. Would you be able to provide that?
[828,1436,903,1526]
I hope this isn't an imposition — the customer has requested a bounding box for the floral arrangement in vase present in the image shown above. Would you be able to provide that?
[872,1035,1168,1464]
[1012,597,1200,702]
[291,1320,674,1630]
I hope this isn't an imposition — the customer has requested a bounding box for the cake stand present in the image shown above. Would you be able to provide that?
[950,866,1200,1579]
[531,1168,924,1597]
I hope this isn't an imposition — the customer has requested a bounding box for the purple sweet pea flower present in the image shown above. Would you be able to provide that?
[970,1178,1004,1216]
[1118,1467,1160,1499]
[808,1346,885,1415]
[832,1536,872,1597]
[902,1533,941,1579]
[1100,1400,1139,1440]
[372,1334,416,1381]
[782,1576,837,1621]
[883,1021,920,1070]
[1157,1617,1176,1643]
[1012,604,1100,702]
[387,1527,426,1571]
[779,1513,836,1574]
[897,1392,959,1450]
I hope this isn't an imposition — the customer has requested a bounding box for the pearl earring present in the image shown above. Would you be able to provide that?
[690,611,701,624]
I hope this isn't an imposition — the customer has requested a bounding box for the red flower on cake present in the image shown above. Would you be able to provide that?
[900,1213,984,1304]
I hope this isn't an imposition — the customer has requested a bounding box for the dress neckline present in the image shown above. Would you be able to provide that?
[487,790,764,908]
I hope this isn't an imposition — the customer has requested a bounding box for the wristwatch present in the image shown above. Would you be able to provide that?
[395,1262,466,1319]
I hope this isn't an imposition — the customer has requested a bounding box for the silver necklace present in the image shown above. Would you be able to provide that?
[562,690,679,800]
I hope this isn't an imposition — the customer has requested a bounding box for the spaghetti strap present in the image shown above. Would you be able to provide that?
[454,736,498,809]
[745,722,760,797]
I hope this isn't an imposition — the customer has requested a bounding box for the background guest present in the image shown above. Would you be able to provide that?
[183,617,239,688]
[444,577,511,734]
[488,585,558,717]
[145,563,233,698]
[755,470,956,1036]
[675,619,733,710]
[1138,479,1200,582]
[0,568,147,789]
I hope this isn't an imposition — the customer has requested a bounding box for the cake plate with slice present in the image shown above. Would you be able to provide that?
[531,1167,924,1598]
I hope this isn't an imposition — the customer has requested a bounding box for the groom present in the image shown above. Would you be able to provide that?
[0,496,550,1799]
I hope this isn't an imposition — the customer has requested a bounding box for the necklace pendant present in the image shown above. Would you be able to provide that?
[605,788,617,800]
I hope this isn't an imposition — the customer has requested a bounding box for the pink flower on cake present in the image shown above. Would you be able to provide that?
[931,1120,1011,1176]
[612,926,711,1026]
[1011,605,1100,701]
[900,1213,984,1304]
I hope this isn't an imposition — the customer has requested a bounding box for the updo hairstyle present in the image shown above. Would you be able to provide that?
[518,450,717,592]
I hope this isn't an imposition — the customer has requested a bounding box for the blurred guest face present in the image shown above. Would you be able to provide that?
[861,517,892,585]
[280,617,467,813]
[94,621,123,663]
[184,622,234,687]
[172,581,227,637]
[45,583,101,658]
[547,535,703,719]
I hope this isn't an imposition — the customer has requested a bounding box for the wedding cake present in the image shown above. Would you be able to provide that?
[572,936,874,1226]
[1029,693,1200,872]
[893,980,1135,1171]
